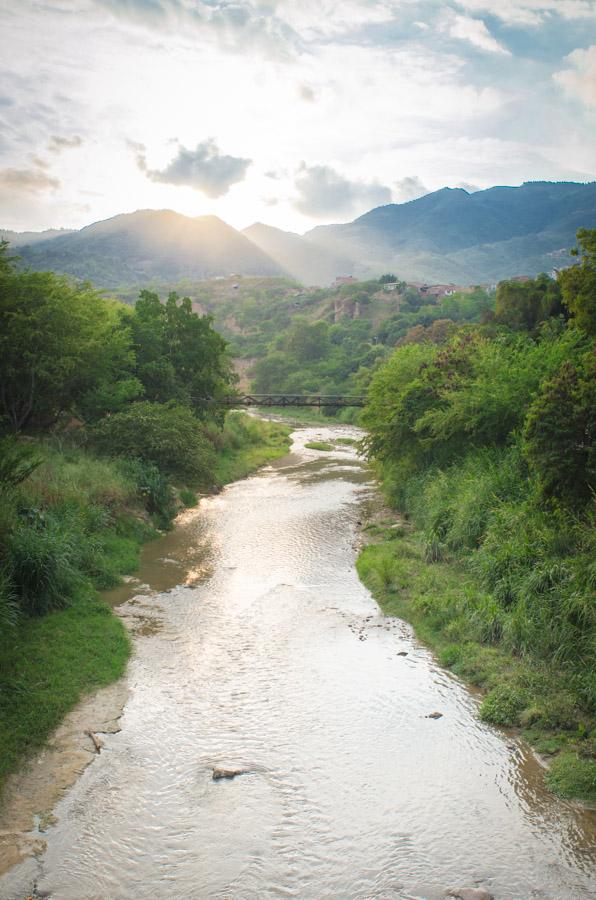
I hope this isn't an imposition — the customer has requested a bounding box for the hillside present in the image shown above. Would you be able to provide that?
[305,181,596,283]
[242,222,352,285]
[17,210,283,287]
[0,227,74,247]
[9,181,596,287]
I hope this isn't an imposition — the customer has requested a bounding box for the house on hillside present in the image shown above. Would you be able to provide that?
[382,282,401,292]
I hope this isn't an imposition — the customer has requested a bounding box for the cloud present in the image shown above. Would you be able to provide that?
[0,165,60,194]
[93,0,303,61]
[554,44,596,108]
[293,163,392,219]
[454,181,480,192]
[459,1,596,26]
[441,13,510,55]
[48,134,83,153]
[136,139,251,198]
[393,176,429,203]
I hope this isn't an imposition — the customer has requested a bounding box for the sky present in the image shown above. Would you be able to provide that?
[1,0,595,234]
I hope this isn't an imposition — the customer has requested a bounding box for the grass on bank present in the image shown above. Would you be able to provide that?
[356,528,596,806]
[0,414,290,795]
[305,441,334,451]
[211,414,291,483]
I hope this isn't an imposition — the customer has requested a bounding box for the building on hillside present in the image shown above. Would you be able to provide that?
[425,283,460,298]
[382,282,401,292]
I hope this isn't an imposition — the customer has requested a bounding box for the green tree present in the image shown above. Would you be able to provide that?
[0,257,131,430]
[558,228,596,336]
[524,352,595,506]
[495,274,564,331]
[92,401,216,483]
[284,317,330,363]
[130,290,234,417]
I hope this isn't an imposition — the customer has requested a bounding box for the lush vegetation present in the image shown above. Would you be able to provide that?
[0,243,290,791]
[358,230,595,803]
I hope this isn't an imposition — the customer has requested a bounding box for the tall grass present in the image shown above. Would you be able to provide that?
[379,445,595,687]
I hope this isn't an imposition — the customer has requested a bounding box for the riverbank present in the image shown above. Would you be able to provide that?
[0,415,291,802]
[356,512,596,807]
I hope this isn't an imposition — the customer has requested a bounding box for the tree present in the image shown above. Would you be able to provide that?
[130,290,234,417]
[251,352,296,393]
[495,274,564,331]
[284,317,330,363]
[0,257,131,431]
[92,401,216,483]
[524,353,595,506]
[558,228,596,336]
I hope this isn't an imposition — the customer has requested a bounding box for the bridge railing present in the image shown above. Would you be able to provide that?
[195,394,366,408]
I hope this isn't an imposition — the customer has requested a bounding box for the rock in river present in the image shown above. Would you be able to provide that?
[212,767,248,780]
[446,888,494,900]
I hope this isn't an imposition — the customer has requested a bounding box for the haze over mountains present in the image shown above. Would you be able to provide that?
[8,181,596,288]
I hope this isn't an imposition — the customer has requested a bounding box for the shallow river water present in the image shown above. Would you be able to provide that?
[1,426,595,899]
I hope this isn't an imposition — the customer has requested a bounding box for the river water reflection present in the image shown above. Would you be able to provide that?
[1,426,595,899]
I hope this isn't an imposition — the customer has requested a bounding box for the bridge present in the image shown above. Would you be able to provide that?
[200,394,366,408]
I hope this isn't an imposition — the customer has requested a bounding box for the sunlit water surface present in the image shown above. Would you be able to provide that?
[2,427,595,900]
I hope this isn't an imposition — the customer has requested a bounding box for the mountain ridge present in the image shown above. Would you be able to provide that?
[8,180,596,287]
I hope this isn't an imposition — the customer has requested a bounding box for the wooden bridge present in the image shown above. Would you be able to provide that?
[200,394,366,408]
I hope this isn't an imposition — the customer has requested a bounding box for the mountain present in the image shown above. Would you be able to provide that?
[305,181,596,283]
[242,222,352,285]
[9,181,596,288]
[16,210,283,287]
[1,227,75,247]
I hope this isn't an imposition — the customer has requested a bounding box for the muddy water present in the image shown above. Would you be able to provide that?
[1,426,595,900]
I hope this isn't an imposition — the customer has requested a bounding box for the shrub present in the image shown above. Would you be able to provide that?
[118,458,177,528]
[523,352,595,507]
[0,568,18,630]
[92,401,216,484]
[6,520,83,616]
[480,684,528,726]
[179,488,198,507]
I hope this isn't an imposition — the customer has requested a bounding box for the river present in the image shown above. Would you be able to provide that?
[1,425,595,899]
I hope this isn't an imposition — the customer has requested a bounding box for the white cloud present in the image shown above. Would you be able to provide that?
[441,12,510,54]
[392,175,428,202]
[458,1,596,27]
[0,163,60,194]
[136,139,251,198]
[48,134,83,153]
[554,44,596,109]
[293,163,392,218]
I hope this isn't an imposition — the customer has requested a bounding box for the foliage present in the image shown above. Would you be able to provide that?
[117,457,177,528]
[523,350,595,505]
[0,248,132,430]
[357,529,596,804]
[559,228,596,336]
[305,441,333,451]
[495,273,564,330]
[130,289,234,420]
[5,519,83,616]
[92,401,217,484]
[359,275,595,801]
[0,593,130,792]
[0,437,42,492]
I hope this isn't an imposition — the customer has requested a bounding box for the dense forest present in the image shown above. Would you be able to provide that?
[0,241,290,787]
[123,274,495,411]
[358,228,595,802]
